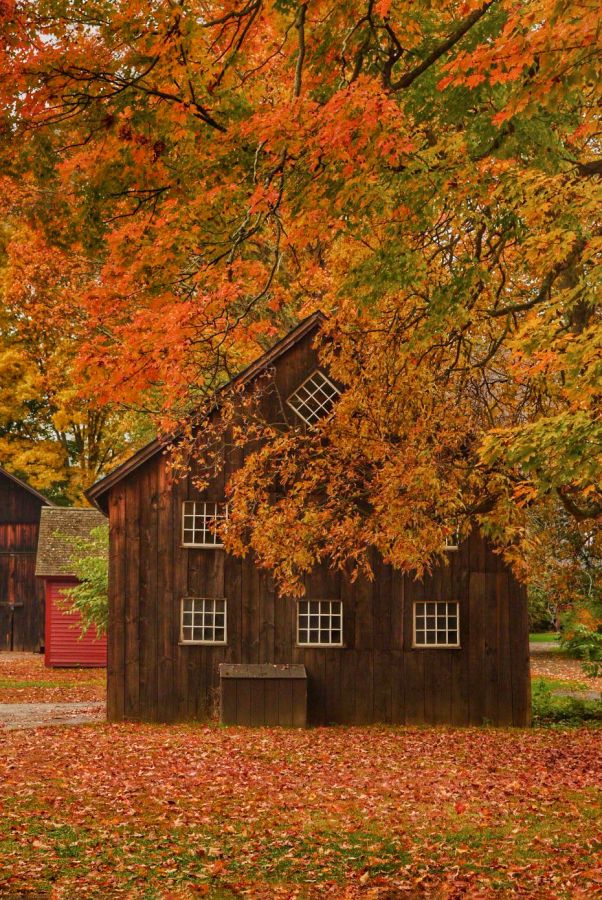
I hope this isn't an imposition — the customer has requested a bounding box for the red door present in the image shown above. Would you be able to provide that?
[45,579,107,667]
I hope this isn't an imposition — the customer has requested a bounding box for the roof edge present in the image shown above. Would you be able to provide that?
[86,311,327,510]
[0,465,55,507]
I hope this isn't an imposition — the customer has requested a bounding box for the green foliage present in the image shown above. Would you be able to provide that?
[531,678,602,726]
[560,625,602,679]
[60,525,109,637]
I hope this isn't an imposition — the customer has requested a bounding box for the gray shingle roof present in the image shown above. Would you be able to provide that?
[35,507,107,577]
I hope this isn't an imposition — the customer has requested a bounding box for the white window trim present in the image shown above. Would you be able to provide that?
[179,597,228,645]
[444,527,461,552]
[181,500,228,549]
[412,601,460,649]
[296,599,344,648]
[287,369,341,427]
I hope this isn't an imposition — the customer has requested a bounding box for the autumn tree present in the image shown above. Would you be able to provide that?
[0,218,153,501]
[1,1,600,587]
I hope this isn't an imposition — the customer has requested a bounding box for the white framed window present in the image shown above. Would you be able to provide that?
[182,501,228,548]
[297,600,343,647]
[287,370,340,426]
[413,601,460,648]
[180,597,227,644]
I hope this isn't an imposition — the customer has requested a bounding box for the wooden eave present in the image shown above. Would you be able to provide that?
[86,311,327,513]
[0,465,55,507]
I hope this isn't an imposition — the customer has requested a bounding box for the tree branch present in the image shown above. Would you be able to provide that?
[388,2,495,91]
[293,3,307,99]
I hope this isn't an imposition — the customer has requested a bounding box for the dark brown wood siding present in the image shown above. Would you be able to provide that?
[0,474,47,651]
[105,327,531,726]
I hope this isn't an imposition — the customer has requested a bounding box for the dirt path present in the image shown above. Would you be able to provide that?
[0,702,105,730]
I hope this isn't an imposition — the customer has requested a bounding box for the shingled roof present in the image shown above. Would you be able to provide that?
[35,507,107,578]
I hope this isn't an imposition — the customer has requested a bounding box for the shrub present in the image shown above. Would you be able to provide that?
[560,625,602,678]
[531,679,602,726]
[60,525,109,637]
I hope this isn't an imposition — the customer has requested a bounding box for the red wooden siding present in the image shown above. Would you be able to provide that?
[44,578,107,668]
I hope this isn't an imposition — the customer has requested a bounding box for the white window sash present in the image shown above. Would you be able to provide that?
[181,501,228,548]
[180,597,228,645]
[412,601,460,649]
[287,370,340,426]
[296,599,344,647]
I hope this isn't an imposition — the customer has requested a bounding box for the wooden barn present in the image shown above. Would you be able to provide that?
[35,507,108,668]
[87,313,531,727]
[0,465,53,652]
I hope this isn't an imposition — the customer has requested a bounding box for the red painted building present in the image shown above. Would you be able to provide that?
[35,507,107,668]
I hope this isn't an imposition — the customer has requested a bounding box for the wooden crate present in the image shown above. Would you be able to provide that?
[219,663,307,727]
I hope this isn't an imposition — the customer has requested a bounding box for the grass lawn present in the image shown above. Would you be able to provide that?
[1,723,601,898]
[529,632,560,643]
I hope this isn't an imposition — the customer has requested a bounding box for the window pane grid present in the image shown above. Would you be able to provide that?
[181,598,227,644]
[182,501,228,547]
[414,601,459,647]
[287,371,340,426]
[298,600,343,646]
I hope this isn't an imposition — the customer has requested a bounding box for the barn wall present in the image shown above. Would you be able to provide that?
[0,477,45,524]
[106,329,531,726]
[0,476,46,652]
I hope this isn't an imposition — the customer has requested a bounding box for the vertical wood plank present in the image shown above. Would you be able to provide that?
[236,679,251,726]
[468,572,486,725]
[174,471,190,721]
[292,679,307,727]
[509,574,532,726]
[250,678,265,726]
[107,486,126,721]
[264,679,280,725]
[220,677,237,725]
[403,576,425,725]
[124,478,140,719]
[450,566,470,725]
[496,572,513,726]
[157,457,175,721]
[483,568,499,725]
[277,679,293,726]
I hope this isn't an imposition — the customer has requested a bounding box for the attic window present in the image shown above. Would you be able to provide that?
[413,602,460,648]
[297,600,343,647]
[287,370,340,426]
[182,501,228,548]
[444,526,461,552]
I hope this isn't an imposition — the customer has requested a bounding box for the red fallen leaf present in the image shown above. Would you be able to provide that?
[210,860,227,877]
[583,869,602,883]
[455,802,467,814]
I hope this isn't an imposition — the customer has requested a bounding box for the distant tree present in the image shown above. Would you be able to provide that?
[0,222,154,502]
[59,526,109,637]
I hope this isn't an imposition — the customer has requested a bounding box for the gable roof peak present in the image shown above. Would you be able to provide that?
[0,464,55,506]
[86,310,328,511]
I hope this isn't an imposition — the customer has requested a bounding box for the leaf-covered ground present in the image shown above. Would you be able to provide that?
[0,652,106,704]
[1,722,601,898]
[1,649,597,707]
[529,648,602,690]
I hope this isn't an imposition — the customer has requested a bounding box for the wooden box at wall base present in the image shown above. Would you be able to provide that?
[219,663,307,727]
